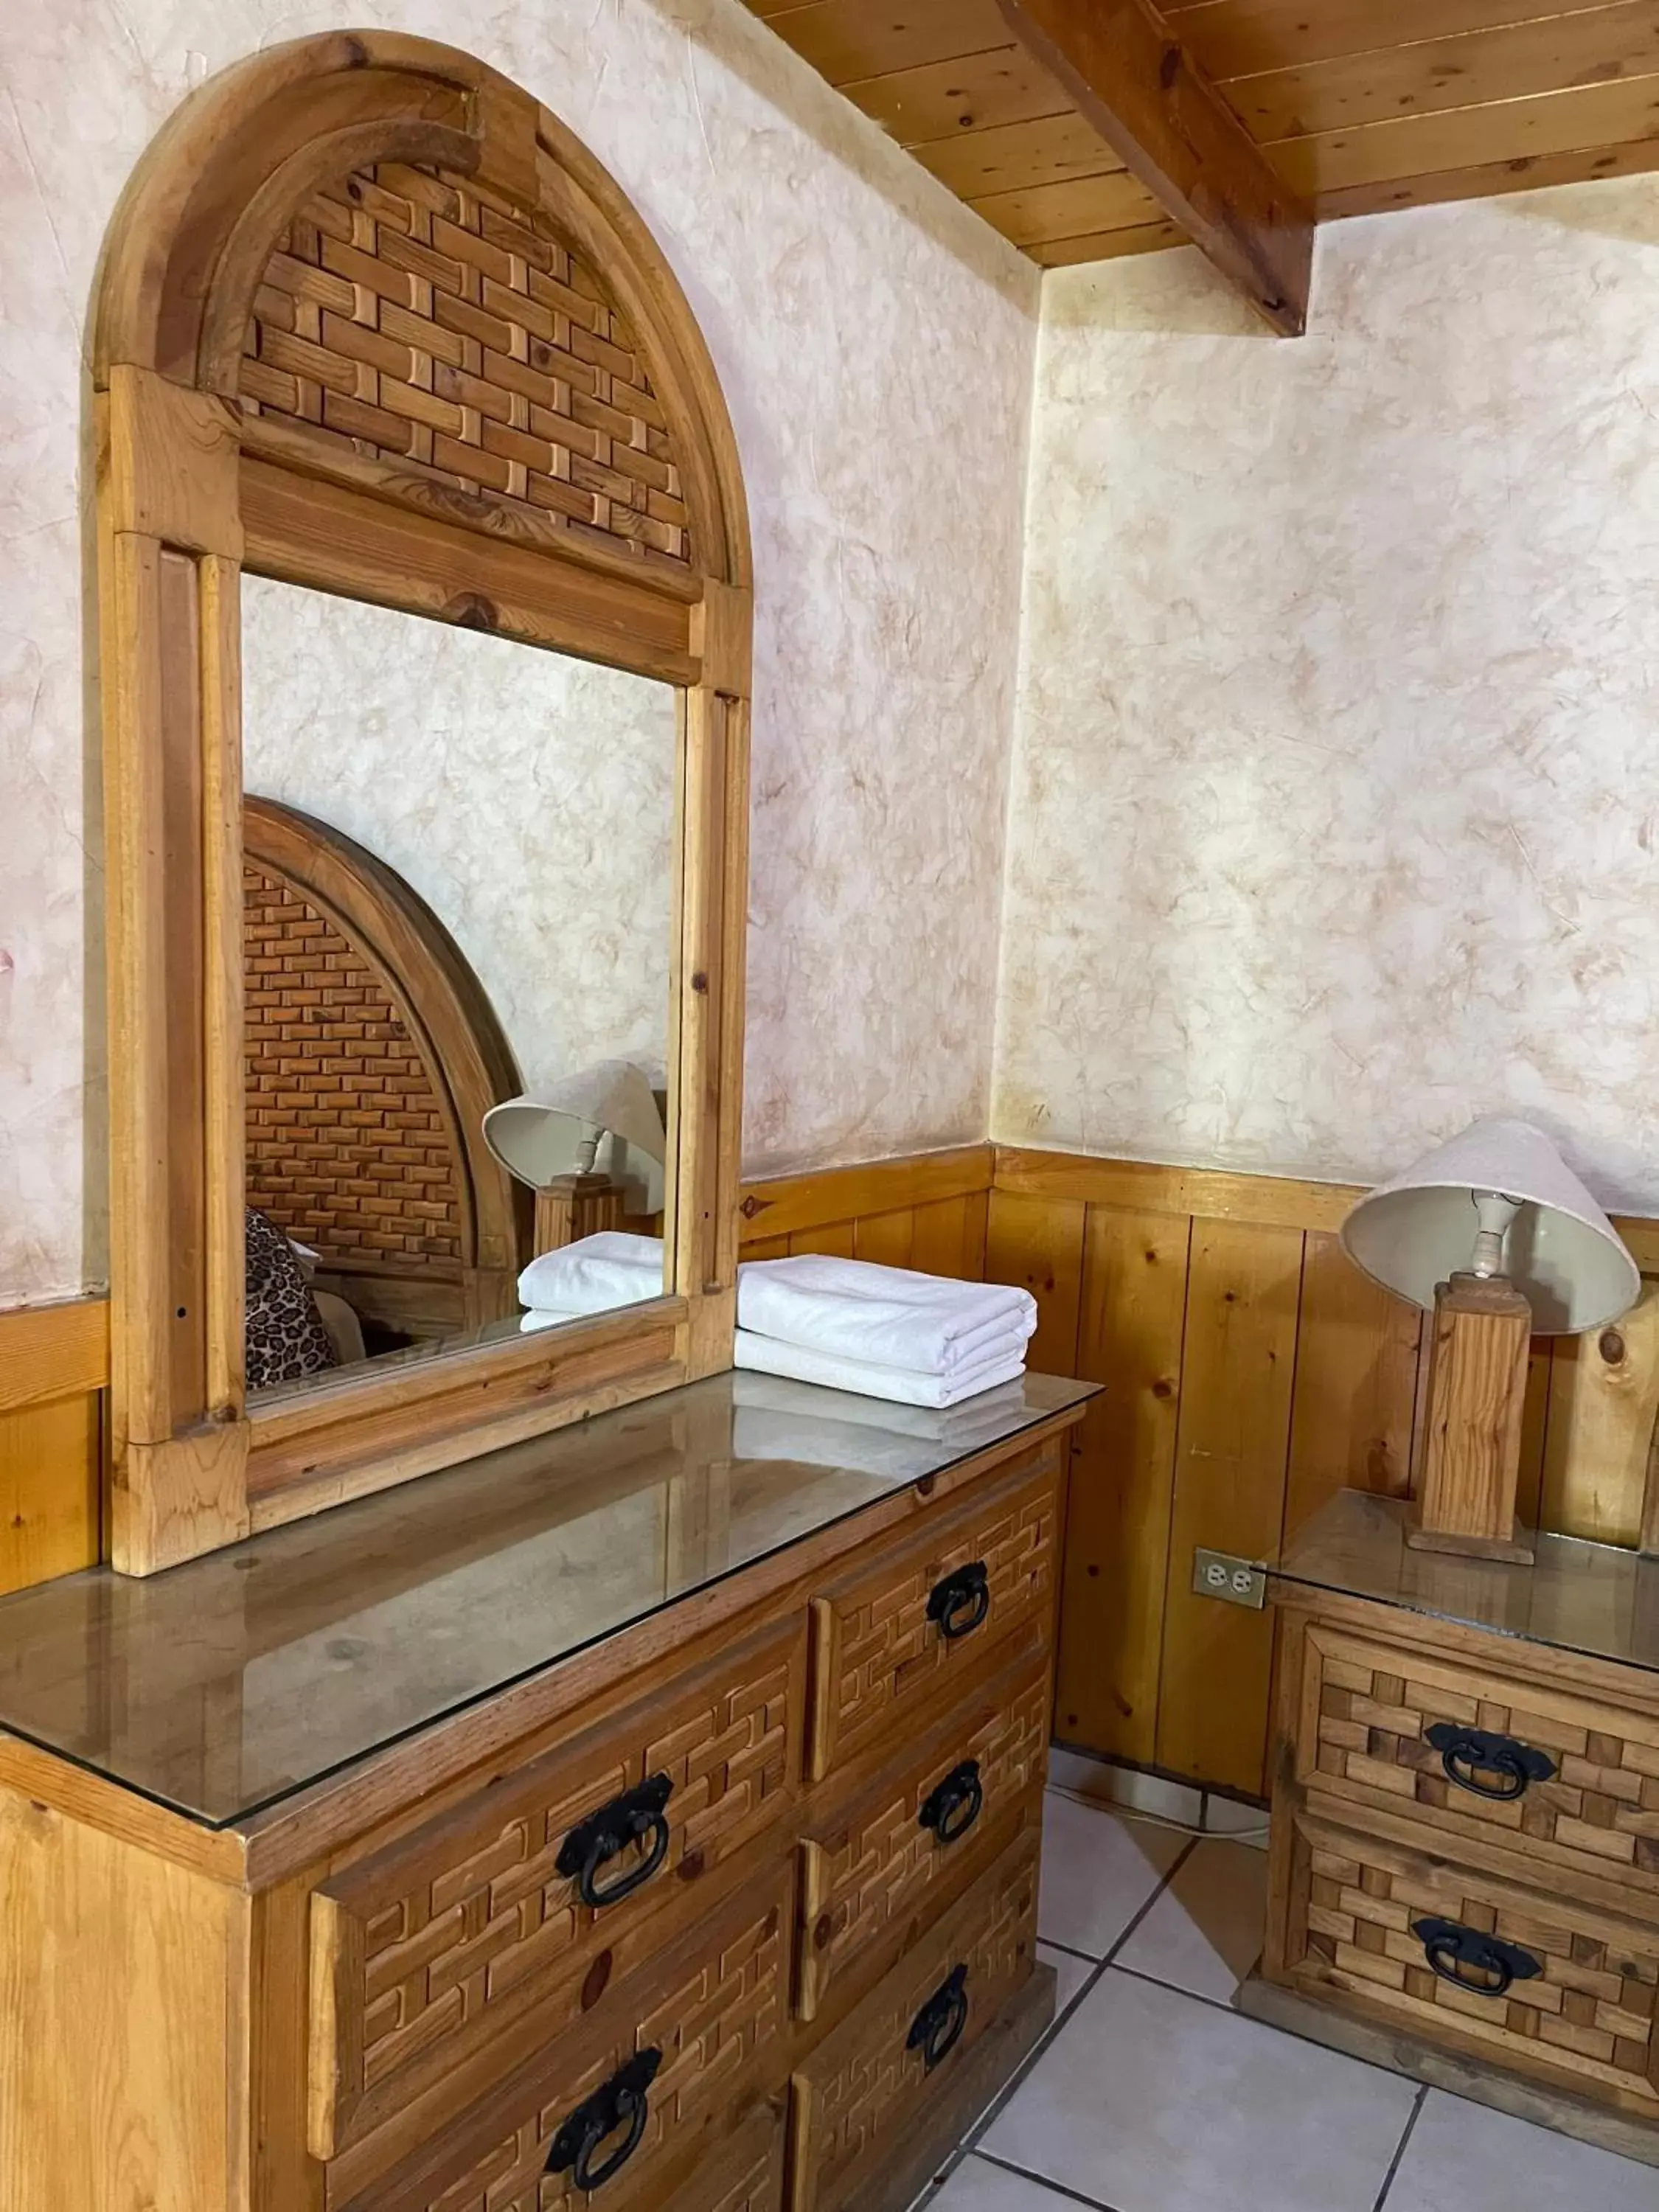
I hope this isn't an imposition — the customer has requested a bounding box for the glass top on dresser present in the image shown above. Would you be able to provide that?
[0,1371,1093,1829]
[1273,1489,1659,1679]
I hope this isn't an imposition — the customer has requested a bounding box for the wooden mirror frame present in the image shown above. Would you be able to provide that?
[93,32,751,1574]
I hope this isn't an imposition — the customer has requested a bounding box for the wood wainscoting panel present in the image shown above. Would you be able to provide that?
[1155,1217,1303,1795]
[1051,1206,1189,1767]
[0,1299,107,1596]
[737,1147,992,1281]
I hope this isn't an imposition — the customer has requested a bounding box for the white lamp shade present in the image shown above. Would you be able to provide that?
[482,1060,667,1215]
[1340,1116,1638,1334]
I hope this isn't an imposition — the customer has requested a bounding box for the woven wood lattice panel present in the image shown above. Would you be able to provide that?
[1301,1627,1659,1885]
[244,863,461,1271]
[240,161,692,571]
[811,1459,1059,1779]
[801,1656,1048,2020]
[311,1622,801,2156]
[397,1865,787,2212]
[796,1831,1039,2212]
[1292,1818,1659,2107]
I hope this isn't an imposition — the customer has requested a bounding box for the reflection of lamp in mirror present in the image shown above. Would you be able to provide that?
[1341,1117,1638,1565]
[483,1060,667,1256]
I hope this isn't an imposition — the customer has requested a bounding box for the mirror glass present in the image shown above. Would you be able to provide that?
[240,577,677,1399]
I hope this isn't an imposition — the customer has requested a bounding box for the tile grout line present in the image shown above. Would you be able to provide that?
[929,1829,1202,2197]
[973,2146,1126,2211]
[1107,1958,1259,2020]
[1036,1935,1101,1966]
[1371,2085,1428,2212]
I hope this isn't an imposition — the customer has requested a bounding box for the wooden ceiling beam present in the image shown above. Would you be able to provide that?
[995,0,1315,333]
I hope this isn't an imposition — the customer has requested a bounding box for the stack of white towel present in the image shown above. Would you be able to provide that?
[734,1254,1037,1408]
[516,1236,1038,1411]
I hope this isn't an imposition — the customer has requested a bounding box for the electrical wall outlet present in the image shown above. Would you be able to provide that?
[1192,1548,1267,1610]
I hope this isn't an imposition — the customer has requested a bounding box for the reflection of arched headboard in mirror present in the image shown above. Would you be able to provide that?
[94,32,752,1571]
[243,796,528,1349]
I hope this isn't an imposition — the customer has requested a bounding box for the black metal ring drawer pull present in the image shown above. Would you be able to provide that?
[927,1562,990,1641]
[546,2047,662,2191]
[1423,1722,1557,1803]
[908,1964,970,2072]
[919,1760,984,1846]
[556,1773,674,1908]
[1411,1917,1543,2002]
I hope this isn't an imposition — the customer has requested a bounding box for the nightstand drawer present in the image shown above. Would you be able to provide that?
[788,1828,1040,2212]
[807,1453,1060,1784]
[1293,1621,1659,1894]
[799,1645,1050,2023]
[329,1858,790,2211]
[310,1613,804,2163]
[1282,1806,1659,2118]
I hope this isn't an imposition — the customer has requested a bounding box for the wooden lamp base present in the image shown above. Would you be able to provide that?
[532,1172,625,1256]
[1407,1271,1537,1566]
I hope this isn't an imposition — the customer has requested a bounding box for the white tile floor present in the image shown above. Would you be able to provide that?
[914,1789,1659,2212]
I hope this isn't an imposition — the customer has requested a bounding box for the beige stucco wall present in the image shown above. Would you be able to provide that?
[0,0,1037,1301]
[994,181,1659,1211]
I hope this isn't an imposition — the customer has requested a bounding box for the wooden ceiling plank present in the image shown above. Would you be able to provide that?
[1270,67,1659,195]
[758,0,1018,86]
[1165,0,1641,83]
[1230,1,1659,146]
[967,169,1172,248]
[912,111,1129,198]
[838,45,1074,145]
[997,0,1314,330]
[1032,218,1192,263]
[1315,128,1659,216]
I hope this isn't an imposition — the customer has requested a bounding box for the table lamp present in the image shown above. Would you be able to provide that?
[482,1060,667,1252]
[1340,1116,1637,1564]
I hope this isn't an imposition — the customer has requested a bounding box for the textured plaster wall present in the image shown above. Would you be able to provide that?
[243,580,677,1092]
[994,182,1659,1211]
[0,0,1037,1300]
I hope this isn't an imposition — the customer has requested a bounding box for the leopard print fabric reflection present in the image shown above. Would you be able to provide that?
[246,1206,339,1390]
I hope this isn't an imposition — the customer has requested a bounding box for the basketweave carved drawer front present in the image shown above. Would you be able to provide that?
[310,1615,804,2163]
[798,1647,1050,2023]
[1295,1623,1659,1892]
[330,1860,790,2212]
[1284,1809,1659,2115]
[807,1457,1059,1784]
[789,1828,1040,2212]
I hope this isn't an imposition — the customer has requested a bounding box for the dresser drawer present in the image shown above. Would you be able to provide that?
[807,1455,1060,1784]
[310,1613,804,2161]
[1293,1620,1659,1894]
[799,1645,1050,2022]
[330,1857,791,2211]
[788,1828,1040,2212]
[1282,1806,1659,2118]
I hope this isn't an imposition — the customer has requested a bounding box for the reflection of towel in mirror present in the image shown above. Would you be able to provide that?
[736,1256,1036,1376]
[734,1329,1026,1409]
[517,1232,665,1318]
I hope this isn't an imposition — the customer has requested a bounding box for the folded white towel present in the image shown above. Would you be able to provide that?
[518,1232,664,1318]
[734,1329,1026,1409]
[736,1256,1036,1377]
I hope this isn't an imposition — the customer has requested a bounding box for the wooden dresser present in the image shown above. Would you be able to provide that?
[1253,1487,1659,2168]
[0,1370,1093,2212]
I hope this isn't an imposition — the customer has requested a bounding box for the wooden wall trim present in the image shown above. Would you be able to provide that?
[994,1147,1357,1231]
[998,1144,1659,1267]
[738,1146,993,1246]
[0,1300,110,1415]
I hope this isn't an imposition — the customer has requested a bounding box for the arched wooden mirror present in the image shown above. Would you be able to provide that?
[94,32,751,1573]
